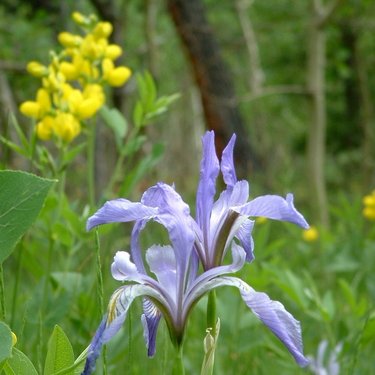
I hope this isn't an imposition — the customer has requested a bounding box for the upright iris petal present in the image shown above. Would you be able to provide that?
[194,131,308,269]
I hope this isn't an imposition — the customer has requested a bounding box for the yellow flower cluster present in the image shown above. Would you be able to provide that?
[302,226,319,242]
[363,190,375,220]
[20,12,132,143]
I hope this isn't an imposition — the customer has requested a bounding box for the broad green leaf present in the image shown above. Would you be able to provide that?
[0,321,12,362]
[100,106,128,147]
[3,347,38,375]
[44,325,74,375]
[0,170,54,263]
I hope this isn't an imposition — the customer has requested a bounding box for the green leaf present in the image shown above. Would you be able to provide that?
[0,321,12,362]
[3,347,38,375]
[133,101,144,128]
[0,170,55,263]
[100,105,128,147]
[44,325,74,375]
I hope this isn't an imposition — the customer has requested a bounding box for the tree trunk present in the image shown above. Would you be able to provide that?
[307,0,329,226]
[167,0,255,177]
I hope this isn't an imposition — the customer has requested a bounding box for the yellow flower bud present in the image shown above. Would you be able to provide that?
[105,44,122,60]
[59,62,79,80]
[26,61,48,77]
[106,66,132,87]
[93,22,113,39]
[363,194,375,207]
[11,332,17,346]
[302,226,319,242]
[20,101,41,118]
[363,207,375,221]
[36,116,54,140]
[76,98,103,119]
[83,84,105,106]
[72,11,87,25]
[53,112,81,142]
[58,32,82,48]
[36,88,51,112]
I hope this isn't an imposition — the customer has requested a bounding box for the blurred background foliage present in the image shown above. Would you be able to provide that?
[1,0,375,374]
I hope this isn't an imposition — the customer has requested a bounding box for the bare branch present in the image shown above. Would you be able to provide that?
[234,0,264,95]
[240,85,310,102]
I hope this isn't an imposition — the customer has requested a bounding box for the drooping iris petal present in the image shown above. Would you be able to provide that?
[220,133,237,189]
[141,299,161,357]
[234,218,255,262]
[82,317,107,375]
[82,284,167,375]
[196,131,220,240]
[86,199,158,230]
[200,276,309,367]
[239,193,309,229]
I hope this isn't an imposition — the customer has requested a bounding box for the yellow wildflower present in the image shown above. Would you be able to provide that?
[36,116,54,140]
[302,226,319,242]
[72,11,87,25]
[20,101,40,118]
[363,190,375,221]
[103,58,131,87]
[11,332,17,346]
[105,44,122,60]
[58,32,82,48]
[27,61,48,77]
[59,61,79,80]
[53,112,81,142]
[93,22,113,39]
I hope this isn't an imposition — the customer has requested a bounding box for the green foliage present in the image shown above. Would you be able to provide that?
[0,322,12,364]
[2,348,38,375]
[44,325,74,375]
[133,71,180,128]
[0,170,54,263]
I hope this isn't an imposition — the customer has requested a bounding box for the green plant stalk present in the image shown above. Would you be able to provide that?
[207,290,217,336]
[10,242,24,327]
[172,345,185,375]
[87,121,97,208]
[94,229,107,374]
[0,263,6,321]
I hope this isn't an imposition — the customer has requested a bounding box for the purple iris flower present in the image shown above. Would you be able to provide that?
[82,131,310,374]
[194,131,309,269]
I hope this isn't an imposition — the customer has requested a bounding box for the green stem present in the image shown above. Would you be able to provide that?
[0,263,6,321]
[207,291,217,336]
[10,243,24,327]
[172,345,185,375]
[94,229,107,373]
[87,121,97,208]
[94,229,104,316]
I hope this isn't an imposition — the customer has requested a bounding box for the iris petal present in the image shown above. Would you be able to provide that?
[239,193,309,229]
[141,299,162,357]
[220,133,237,189]
[86,199,158,231]
[196,131,220,238]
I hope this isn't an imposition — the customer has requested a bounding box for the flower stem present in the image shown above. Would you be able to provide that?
[0,263,6,321]
[87,121,97,208]
[207,290,217,336]
[94,228,107,373]
[172,345,185,375]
